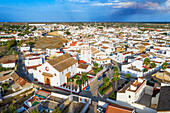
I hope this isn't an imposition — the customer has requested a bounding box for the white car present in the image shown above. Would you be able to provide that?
[97,107,105,113]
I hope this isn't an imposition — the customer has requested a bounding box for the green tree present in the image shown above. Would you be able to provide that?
[112,72,120,91]
[68,78,74,82]
[93,69,98,74]
[28,42,35,46]
[143,68,148,72]
[65,31,71,35]
[30,108,39,113]
[2,83,9,90]
[104,77,110,87]
[113,66,118,73]
[99,66,103,71]
[76,79,83,86]
[76,79,83,91]
[2,105,17,113]
[150,63,157,68]
[162,62,168,82]
[144,58,150,67]
[125,74,131,80]
[81,72,88,82]
[73,75,80,79]
[93,63,98,68]
[162,62,168,70]
[52,107,61,113]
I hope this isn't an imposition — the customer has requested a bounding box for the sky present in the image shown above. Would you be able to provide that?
[0,0,170,22]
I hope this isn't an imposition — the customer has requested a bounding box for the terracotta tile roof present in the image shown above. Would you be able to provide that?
[70,41,77,46]
[16,77,27,86]
[0,75,11,82]
[48,54,78,72]
[101,46,109,49]
[11,71,19,82]
[78,63,89,69]
[106,104,134,113]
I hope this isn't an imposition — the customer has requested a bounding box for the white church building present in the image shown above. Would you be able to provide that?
[33,54,78,86]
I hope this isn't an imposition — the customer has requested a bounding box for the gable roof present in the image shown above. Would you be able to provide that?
[11,71,20,82]
[106,103,134,113]
[47,54,78,72]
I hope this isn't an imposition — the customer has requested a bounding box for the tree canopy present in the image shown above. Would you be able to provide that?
[93,63,98,68]
[113,66,118,72]
[144,58,150,67]
[125,74,131,80]
[76,79,83,86]
[112,72,119,82]
[150,63,156,68]
[82,74,88,82]
[104,77,110,87]
[162,62,168,70]
[143,68,148,72]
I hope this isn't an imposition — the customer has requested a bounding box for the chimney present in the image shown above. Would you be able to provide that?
[138,77,144,83]
[130,84,137,91]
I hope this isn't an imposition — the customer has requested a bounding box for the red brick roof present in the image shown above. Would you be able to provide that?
[106,104,134,113]
[70,41,77,46]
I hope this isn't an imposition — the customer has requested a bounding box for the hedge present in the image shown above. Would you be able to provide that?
[99,83,112,95]
[109,91,117,100]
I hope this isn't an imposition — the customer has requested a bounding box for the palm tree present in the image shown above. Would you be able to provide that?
[81,72,88,84]
[112,72,120,91]
[150,63,156,68]
[93,69,98,74]
[76,79,83,91]
[52,107,61,113]
[144,58,150,67]
[94,63,98,69]
[125,74,131,80]
[104,77,110,87]
[161,62,168,82]
[113,66,118,73]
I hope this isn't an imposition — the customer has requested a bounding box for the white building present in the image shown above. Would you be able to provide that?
[77,63,92,74]
[1,60,16,68]
[33,54,78,86]
[117,77,146,104]
[20,44,30,52]
[80,44,91,64]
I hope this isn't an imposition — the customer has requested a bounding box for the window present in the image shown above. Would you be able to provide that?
[129,95,131,98]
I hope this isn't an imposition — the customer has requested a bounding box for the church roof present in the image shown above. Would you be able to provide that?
[48,54,78,72]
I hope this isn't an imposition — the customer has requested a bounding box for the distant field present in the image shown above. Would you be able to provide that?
[48,31,62,36]
[33,37,69,49]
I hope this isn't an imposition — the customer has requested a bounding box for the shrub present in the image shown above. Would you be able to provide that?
[147,81,155,87]
[2,83,9,90]
[121,83,125,87]
[109,91,117,100]
[118,87,123,90]
[73,75,80,79]
[99,83,112,95]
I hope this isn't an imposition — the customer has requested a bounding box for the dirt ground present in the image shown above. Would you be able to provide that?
[48,31,62,36]
[33,37,69,49]
[0,54,17,63]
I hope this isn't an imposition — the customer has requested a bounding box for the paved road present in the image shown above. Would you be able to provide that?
[17,50,32,81]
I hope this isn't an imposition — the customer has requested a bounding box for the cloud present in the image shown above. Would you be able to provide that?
[68,0,89,3]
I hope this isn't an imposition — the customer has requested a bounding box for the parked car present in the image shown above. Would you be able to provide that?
[102,73,106,78]
[97,107,105,113]
[97,76,102,81]
[85,86,90,91]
